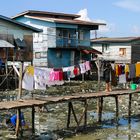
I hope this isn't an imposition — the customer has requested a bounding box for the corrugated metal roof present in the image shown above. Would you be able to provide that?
[12,10,106,26]
[91,37,140,43]
[23,15,105,26]
[12,10,81,19]
[0,40,15,48]
[0,15,42,32]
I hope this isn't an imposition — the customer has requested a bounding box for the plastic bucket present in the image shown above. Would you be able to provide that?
[130,84,137,90]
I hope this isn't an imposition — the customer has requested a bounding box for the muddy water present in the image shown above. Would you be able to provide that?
[1,94,140,140]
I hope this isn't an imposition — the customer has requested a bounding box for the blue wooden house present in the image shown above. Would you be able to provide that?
[13,10,104,68]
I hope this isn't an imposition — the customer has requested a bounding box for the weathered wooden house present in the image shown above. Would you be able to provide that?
[91,37,140,63]
[0,15,41,65]
[12,10,104,68]
[0,15,41,89]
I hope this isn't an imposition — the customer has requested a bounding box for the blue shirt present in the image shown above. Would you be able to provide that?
[10,113,25,126]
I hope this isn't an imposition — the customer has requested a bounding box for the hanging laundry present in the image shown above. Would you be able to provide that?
[85,61,91,71]
[111,63,115,70]
[79,63,86,74]
[26,66,34,76]
[118,65,122,76]
[73,67,79,76]
[136,63,140,77]
[125,64,129,73]
[115,64,119,76]
[69,66,75,78]
[22,66,34,91]
[119,74,126,84]
[129,64,136,79]
[34,67,49,90]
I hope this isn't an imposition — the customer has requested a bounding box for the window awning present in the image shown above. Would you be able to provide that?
[0,40,15,48]
[78,46,102,54]
[82,49,102,54]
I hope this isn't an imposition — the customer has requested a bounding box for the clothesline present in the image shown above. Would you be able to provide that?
[22,61,91,91]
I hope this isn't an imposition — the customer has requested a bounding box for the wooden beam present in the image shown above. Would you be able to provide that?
[74,100,88,131]
[70,102,79,126]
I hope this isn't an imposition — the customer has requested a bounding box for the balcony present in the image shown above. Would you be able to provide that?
[56,37,78,48]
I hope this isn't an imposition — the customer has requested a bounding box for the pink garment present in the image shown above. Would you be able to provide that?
[54,71,59,81]
[49,70,55,81]
[85,61,91,71]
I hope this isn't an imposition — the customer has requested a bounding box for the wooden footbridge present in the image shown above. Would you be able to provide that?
[0,89,139,137]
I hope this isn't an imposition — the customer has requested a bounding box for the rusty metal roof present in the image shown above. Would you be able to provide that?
[91,37,140,43]
[12,10,81,19]
[12,10,105,26]
[22,15,105,26]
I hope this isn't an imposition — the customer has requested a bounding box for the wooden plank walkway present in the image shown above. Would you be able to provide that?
[0,89,139,137]
[0,89,139,110]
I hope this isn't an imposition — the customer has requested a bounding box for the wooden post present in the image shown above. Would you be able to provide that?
[128,94,132,123]
[67,102,71,128]
[70,102,79,126]
[84,99,88,127]
[98,97,103,122]
[115,96,119,122]
[32,106,35,135]
[14,68,18,89]
[80,51,84,81]
[18,61,24,100]
[15,109,21,137]
[15,61,24,137]
[96,58,100,91]
[6,48,8,89]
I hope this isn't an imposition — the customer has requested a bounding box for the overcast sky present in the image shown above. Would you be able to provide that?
[1,0,140,38]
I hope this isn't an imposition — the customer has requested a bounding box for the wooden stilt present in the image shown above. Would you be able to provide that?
[97,97,103,122]
[70,102,79,126]
[115,96,119,122]
[67,102,71,128]
[15,60,24,137]
[97,98,100,122]
[84,99,88,127]
[128,94,132,123]
[32,106,35,135]
[15,109,21,137]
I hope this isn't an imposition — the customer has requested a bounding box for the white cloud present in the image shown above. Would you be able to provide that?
[131,25,140,35]
[77,9,116,37]
[114,0,140,12]
[77,9,91,21]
